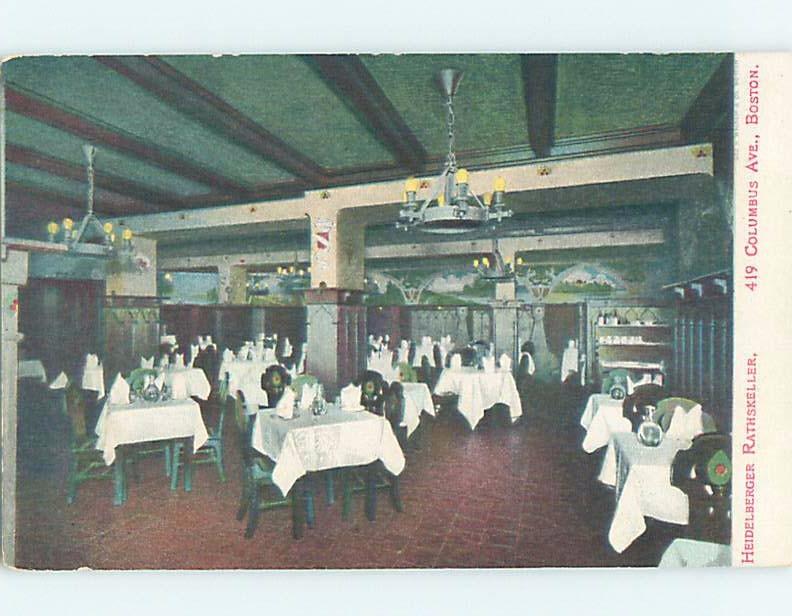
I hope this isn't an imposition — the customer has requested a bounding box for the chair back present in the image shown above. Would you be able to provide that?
[358,370,387,415]
[64,384,88,441]
[397,362,417,383]
[407,342,417,366]
[232,391,257,467]
[671,432,732,543]
[433,344,443,370]
[622,383,666,431]
[193,346,219,387]
[384,381,405,430]
[261,364,292,407]
[459,346,478,367]
[127,368,158,393]
[655,397,700,433]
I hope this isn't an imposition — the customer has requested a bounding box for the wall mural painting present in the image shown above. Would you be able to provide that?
[158,271,220,305]
[364,268,495,306]
[246,272,307,306]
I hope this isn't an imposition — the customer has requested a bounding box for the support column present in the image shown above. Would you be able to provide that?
[491,278,519,369]
[217,260,247,304]
[1,249,29,567]
[304,207,366,396]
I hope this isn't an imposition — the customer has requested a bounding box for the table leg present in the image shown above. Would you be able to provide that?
[325,470,336,505]
[342,470,353,520]
[365,464,377,521]
[183,437,194,492]
[292,481,305,540]
[113,446,125,506]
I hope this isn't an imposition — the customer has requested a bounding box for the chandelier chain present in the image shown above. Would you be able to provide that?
[85,147,95,216]
[446,95,457,171]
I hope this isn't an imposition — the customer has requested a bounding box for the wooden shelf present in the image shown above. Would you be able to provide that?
[600,360,665,371]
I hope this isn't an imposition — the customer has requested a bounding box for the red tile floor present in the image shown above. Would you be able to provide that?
[15,399,682,570]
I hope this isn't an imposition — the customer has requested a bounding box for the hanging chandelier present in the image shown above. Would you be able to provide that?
[472,238,522,282]
[45,144,135,259]
[274,252,310,288]
[398,69,513,234]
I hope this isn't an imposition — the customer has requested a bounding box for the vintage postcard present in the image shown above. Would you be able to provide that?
[1,52,790,570]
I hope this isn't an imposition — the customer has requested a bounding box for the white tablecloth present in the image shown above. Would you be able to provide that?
[251,405,406,496]
[219,359,278,398]
[580,394,631,453]
[82,366,105,398]
[599,432,691,553]
[18,359,47,382]
[434,367,523,429]
[658,538,731,567]
[401,382,435,436]
[162,367,211,400]
[95,398,208,465]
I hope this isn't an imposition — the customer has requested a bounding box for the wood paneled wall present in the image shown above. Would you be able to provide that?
[672,296,732,431]
[18,278,104,380]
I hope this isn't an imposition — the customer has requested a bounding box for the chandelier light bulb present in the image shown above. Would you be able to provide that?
[103,222,114,235]
[455,168,469,184]
[62,217,74,230]
[404,177,420,193]
[122,228,133,241]
[473,258,480,268]
[493,176,507,193]
[483,192,493,206]
[47,221,59,236]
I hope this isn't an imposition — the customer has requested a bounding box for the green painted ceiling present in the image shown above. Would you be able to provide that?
[3,52,728,236]
[3,56,294,186]
[362,54,530,155]
[555,54,725,138]
[5,112,211,197]
[162,55,396,169]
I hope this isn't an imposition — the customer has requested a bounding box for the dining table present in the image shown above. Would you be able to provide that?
[599,431,692,553]
[219,358,278,398]
[433,366,522,429]
[579,393,631,453]
[94,397,208,505]
[251,404,406,536]
[400,382,436,437]
[161,366,212,400]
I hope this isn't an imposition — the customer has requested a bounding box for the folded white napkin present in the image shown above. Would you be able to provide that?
[85,353,99,369]
[222,348,235,363]
[49,372,69,389]
[275,387,296,419]
[174,353,185,368]
[340,384,362,410]
[450,353,462,369]
[482,356,496,373]
[666,404,704,440]
[198,336,208,350]
[283,337,293,358]
[299,383,318,410]
[140,356,154,369]
[397,347,409,363]
[400,340,409,350]
[108,374,130,405]
[520,352,536,375]
[160,334,177,346]
[189,344,199,367]
[158,354,170,367]
[263,347,276,362]
[499,353,512,371]
[169,372,188,400]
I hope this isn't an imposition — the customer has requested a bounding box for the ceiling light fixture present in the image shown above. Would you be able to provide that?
[473,238,515,282]
[45,144,135,260]
[398,69,513,234]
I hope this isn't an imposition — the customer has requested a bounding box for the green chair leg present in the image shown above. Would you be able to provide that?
[215,446,226,483]
[164,444,172,477]
[183,438,193,492]
[326,470,336,504]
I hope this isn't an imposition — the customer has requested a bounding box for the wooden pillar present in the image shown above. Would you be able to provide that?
[304,207,366,396]
[1,249,29,567]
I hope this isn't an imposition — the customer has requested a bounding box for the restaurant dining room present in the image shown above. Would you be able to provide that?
[0,52,735,570]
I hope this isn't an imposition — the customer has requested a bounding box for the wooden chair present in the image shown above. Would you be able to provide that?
[233,391,313,539]
[671,432,732,544]
[170,376,228,489]
[622,383,666,432]
[261,364,292,407]
[62,385,119,504]
[340,372,404,521]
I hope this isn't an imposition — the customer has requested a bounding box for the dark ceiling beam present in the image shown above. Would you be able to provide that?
[96,56,325,185]
[681,56,733,142]
[305,55,427,172]
[520,54,558,159]
[5,85,250,195]
[6,144,172,211]
[6,180,150,217]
